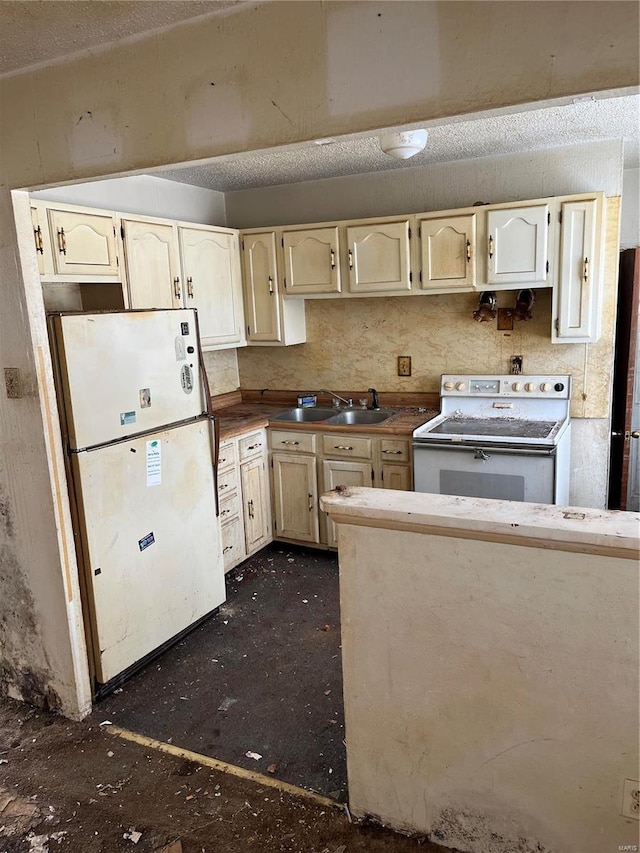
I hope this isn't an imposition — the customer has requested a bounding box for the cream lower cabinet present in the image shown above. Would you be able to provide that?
[270,429,320,543]
[239,429,272,556]
[321,458,373,548]
[376,437,413,490]
[218,438,246,573]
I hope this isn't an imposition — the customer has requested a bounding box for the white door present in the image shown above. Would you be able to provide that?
[282,226,341,294]
[487,204,549,286]
[48,209,119,276]
[419,214,476,290]
[346,220,411,293]
[72,419,225,684]
[122,219,181,309]
[52,309,204,449]
[242,232,282,342]
[179,227,245,349]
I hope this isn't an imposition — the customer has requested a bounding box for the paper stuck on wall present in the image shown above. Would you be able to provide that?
[146,440,162,486]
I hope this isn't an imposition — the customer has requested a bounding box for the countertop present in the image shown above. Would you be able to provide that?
[215,401,437,440]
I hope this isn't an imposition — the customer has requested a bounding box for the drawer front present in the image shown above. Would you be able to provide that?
[221,515,245,573]
[269,429,316,454]
[239,430,266,461]
[218,440,237,471]
[217,466,239,497]
[379,438,410,463]
[219,491,241,523]
[322,433,372,460]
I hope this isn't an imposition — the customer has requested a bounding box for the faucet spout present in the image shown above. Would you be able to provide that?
[319,389,353,408]
[367,387,380,410]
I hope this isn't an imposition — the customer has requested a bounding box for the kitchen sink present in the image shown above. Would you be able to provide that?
[270,407,336,423]
[325,409,395,426]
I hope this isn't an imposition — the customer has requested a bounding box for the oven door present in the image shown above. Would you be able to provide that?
[412,442,557,504]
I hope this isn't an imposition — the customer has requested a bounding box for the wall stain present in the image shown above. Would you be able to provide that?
[430,808,553,853]
[0,482,14,539]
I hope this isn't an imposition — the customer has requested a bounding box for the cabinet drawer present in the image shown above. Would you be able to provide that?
[219,491,241,522]
[217,466,239,497]
[322,434,372,460]
[221,515,245,573]
[269,429,316,454]
[379,438,410,463]
[218,440,237,471]
[239,430,266,461]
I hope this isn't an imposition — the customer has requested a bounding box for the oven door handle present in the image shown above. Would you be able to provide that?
[413,442,556,457]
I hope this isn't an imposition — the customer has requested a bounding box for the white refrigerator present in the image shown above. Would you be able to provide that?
[50,309,225,688]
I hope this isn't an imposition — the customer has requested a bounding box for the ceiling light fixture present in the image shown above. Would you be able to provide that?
[378,129,428,160]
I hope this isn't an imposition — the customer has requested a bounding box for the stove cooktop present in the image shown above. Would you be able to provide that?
[428,417,559,441]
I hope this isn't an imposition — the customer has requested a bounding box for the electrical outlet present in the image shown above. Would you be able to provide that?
[622,779,640,819]
[4,367,22,399]
[398,356,411,377]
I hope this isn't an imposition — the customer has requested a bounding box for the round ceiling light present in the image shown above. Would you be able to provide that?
[378,129,428,160]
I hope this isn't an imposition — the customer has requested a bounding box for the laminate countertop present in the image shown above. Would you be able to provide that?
[216,402,437,441]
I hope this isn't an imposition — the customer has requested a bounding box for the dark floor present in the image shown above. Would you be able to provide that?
[99,544,347,800]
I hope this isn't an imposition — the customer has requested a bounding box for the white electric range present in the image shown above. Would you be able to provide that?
[412,375,572,505]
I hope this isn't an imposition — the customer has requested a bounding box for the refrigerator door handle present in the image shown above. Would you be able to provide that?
[193,309,220,517]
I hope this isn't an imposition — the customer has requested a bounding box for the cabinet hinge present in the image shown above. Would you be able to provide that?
[283,277,287,288]
[558,211,563,224]
[554,318,559,333]
[242,239,245,250]
[270,457,273,468]
[408,227,412,239]
[419,224,422,238]
[120,224,125,240]
[381,469,384,482]
[546,259,549,274]
[281,237,284,248]
[247,325,250,336]
[274,520,277,531]
[419,270,422,283]
[371,468,374,482]
[547,211,551,226]
[409,271,413,283]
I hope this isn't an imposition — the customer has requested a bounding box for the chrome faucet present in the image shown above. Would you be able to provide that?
[367,387,380,410]
[319,389,353,408]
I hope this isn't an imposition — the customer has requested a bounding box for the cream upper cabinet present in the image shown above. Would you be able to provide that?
[121,219,181,309]
[552,197,602,343]
[47,208,119,277]
[241,231,306,346]
[179,225,246,349]
[346,219,412,293]
[282,226,341,295]
[419,213,476,290]
[486,204,549,286]
[271,453,320,543]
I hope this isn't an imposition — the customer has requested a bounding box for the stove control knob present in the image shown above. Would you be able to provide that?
[511,382,522,392]
[525,382,536,392]
[540,383,551,392]
[554,382,565,392]
[455,382,466,392]
[443,381,455,391]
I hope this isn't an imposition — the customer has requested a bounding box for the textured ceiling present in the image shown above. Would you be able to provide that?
[156,95,640,193]
[0,0,248,77]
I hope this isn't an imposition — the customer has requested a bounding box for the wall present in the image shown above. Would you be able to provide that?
[322,488,639,853]
[0,0,637,716]
[621,168,640,249]
[31,175,227,226]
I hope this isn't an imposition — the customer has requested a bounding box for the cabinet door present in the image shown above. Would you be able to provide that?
[379,464,412,491]
[553,199,599,342]
[272,453,320,543]
[419,214,476,290]
[48,209,119,276]
[346,220,411,293]
[242,232,282,342]
[221,516,245,573]
[241,456,271,555]
[321,459,373,547]
[487,204,549,286]
[180,227,246,349]
[282,226,341,295]
[122,219,181,309]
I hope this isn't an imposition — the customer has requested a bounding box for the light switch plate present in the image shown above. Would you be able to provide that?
[398,356,411,377]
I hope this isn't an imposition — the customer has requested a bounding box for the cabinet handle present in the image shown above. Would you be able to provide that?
[583,256,589,283]
[308,493,313,512]
[187,276,194,298]
[280,440,300,446]
[57,227,66,255]
[330,249,336,269]
[219,457,227,464]
[247,443,262,450]
[247,499,254,519]
[334,445,353,451]
[268,276,274,294]
[488,235,494,259]
[219,483,229,490]
[34,226,44,254]
[382,449,403,455]
[220,508,231,517]
[348,249,353,269]
[173,277,181,300]
[223,545,233,554]
[466,240,471,263]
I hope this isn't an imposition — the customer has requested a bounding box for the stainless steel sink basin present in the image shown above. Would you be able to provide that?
[270,407,336,423]
[325,409,395,426]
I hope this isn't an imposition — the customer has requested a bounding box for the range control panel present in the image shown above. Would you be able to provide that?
[440,375,571,399]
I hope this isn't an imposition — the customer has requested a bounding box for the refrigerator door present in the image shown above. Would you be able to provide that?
[52,309,204,450]
[72,418,224,684]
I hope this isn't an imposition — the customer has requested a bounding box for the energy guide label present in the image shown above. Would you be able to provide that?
[146,440,162,486]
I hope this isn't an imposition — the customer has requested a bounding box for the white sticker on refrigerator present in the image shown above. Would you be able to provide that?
[146,440,162,486]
